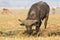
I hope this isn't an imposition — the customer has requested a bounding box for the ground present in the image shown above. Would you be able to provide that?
[0,8,60,40]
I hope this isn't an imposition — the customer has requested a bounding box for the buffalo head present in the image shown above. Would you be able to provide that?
[18,19,38,26]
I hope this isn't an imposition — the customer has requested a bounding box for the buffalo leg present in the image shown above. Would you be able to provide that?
[44,15,49,29]
[33,21,42,35]
[36,21,42,33]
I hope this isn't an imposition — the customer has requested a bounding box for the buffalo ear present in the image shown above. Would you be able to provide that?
[20,23,24,26]
[18,19,25,26]
[18,19,22,22]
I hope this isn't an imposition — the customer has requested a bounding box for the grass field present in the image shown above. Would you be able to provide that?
[0,8,60,40]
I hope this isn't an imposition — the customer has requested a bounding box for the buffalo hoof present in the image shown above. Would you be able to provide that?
[23,30,33,35]
[20,23,24,26]
[32,31,40,37]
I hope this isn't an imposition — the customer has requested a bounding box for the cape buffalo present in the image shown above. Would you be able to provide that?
[18,1,50,35]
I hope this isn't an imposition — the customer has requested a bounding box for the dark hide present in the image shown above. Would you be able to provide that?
[19,1,50,35]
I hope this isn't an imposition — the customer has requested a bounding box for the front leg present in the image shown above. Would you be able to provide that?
[33,21,42,36]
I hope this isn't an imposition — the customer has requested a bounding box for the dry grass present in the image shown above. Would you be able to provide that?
[0,8,60,40]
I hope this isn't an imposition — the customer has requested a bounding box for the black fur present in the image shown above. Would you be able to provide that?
[20,1,50,35]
